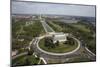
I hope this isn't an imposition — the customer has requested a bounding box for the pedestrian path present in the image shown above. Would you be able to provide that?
[40,19,55,33]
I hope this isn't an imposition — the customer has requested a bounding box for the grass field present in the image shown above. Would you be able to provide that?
[39,38,78,53]
[47,21,62,32]
[70,24,90,32]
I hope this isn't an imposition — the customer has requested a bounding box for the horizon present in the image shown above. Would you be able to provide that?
[12,1,96,17]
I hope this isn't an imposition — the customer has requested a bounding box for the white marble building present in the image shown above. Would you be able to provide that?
[52,32,68,43]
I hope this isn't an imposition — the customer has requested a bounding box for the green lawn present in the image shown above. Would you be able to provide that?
[39,38,78,53]
[47,21,62,32]
[70,23,90,32]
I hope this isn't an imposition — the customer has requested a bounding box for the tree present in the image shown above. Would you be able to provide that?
[55,40,59,46]
[44,37,55,49]
[64,40,67,44]
[28,50,33,55]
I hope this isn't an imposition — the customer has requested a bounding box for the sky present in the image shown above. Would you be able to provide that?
[12,1,96,17]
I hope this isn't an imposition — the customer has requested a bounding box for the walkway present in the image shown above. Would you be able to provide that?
[40,19,55,33]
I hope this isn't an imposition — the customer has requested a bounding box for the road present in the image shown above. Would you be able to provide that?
[12,52,28,59]
[35,36,81,56]
[31,36,82,63]
[84,47,96,61]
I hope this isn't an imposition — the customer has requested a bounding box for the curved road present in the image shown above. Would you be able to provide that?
[32,35,83,60]
[36,36,81,56]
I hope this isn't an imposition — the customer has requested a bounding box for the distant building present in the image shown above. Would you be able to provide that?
[52,32,68,43]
